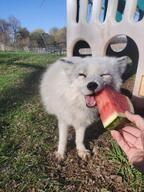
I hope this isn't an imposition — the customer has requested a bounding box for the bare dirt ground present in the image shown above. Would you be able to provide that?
[46,76,144,192]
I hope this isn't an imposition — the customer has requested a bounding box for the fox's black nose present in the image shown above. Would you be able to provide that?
[87,82,98,91]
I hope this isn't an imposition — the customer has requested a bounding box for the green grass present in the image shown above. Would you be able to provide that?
[109,141,144,191]
[0,51,144,191]
[0,51,64,191]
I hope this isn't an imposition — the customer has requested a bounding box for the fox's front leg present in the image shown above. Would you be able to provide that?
[75,127,90,160]
[55,119,68,161]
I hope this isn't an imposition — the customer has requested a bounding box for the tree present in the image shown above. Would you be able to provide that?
[16,27,30,49]
[17,27,29,39]
[49,27,59,36]
[48,27,66,43]
[54,27,66,43]
[0,19,10,46]
[9,16,21,44]
[0,16,66,51]
[48,27,66,52]
[30,29,45,48]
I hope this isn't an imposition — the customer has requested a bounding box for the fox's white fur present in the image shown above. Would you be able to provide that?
[40,56,128,160]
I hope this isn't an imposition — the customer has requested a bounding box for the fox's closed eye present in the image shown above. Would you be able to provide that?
[78,73,87,78]
[100,73,111,77]
[100,73,112,84]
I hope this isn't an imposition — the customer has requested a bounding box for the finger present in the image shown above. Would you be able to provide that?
[122,126,141,138]
[111,130,130,155]
[125,111,144,130]
[141,130,144,150]
[128,150,144,167]
[120,129,138,146]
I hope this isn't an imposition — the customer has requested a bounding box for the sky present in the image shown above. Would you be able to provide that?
[0,0,66,32]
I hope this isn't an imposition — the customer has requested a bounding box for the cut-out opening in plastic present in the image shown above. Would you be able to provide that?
[110,34,127,52]
[106,35,139,81]
[76,0,80,23]
[134,6,144,21]
[76,0,144,23]
[106,35,139,98]
[79,48,92,56]
[73,40,92,57]
[115,0,144,22]
[87,0,93,22]
[115,0,126,22]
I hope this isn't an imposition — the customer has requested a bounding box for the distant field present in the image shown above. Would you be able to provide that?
[0,52,143,192]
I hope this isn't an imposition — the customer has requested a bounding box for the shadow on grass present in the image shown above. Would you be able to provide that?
[0,58,46,70]
[0,63,45,119]
[67,120,105,153]
[11,62,45,70]
[84,120,105,150]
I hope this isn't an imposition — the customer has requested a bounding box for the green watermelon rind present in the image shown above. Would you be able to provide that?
[103,96,134,129]
[105,116,126,130]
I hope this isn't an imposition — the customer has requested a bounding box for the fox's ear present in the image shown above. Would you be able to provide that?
[60,57,82,75]
[60,58,74,65]
[60,57,82,64]
[116,56,128,75]
[60,58,75,75]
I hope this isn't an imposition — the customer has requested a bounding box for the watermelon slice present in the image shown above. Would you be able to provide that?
[95,86,134,129]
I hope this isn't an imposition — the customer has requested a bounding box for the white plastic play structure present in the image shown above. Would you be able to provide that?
[67,0,144,107]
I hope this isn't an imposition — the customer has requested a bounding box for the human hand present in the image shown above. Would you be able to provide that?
[110,111,144,172]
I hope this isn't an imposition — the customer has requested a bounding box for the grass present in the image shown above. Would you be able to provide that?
[0,51,144,191]
[0,51,64,191]
[109,141,144,191]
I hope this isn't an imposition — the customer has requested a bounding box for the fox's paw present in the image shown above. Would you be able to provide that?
[55,151,65,162]
[77,149,91,161]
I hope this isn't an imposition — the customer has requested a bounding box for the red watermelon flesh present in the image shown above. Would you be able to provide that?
[95,86,134,129]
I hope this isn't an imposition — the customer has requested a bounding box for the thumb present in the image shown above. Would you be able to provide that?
[125,111,144,130]
[110,130,130,155]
